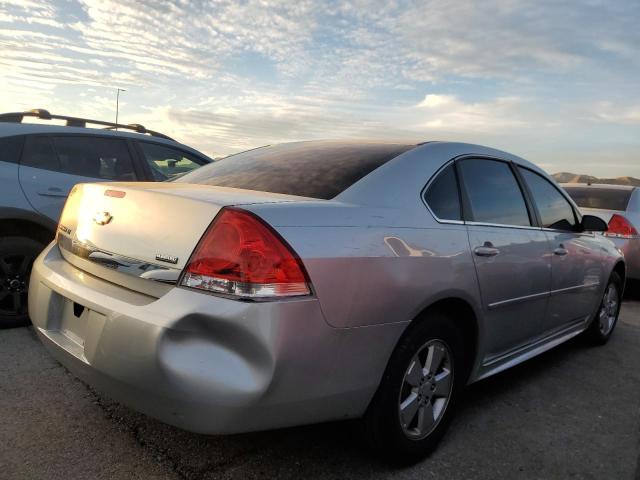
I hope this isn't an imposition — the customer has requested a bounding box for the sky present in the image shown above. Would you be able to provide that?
[0,0,638,177]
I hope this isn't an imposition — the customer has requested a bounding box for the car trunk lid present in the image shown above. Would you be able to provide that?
[56,182,305,297]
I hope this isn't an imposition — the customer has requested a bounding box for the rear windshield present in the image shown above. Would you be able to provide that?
[563,186,633,211]
[175,142,415,199]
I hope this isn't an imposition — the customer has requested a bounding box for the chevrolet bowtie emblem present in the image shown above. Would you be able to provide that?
[93,211,113,226]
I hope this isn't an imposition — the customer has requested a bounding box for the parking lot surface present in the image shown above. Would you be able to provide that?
[2,301,640,480]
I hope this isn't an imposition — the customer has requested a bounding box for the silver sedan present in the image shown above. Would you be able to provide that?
[29,141,624,463]
[562,183,640,281]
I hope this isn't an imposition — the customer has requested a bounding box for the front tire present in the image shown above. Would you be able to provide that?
[362,311,466,464]
[0,236,45,329]
[585,271,622,345]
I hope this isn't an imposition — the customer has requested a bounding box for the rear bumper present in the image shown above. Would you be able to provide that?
[29,243,405,434]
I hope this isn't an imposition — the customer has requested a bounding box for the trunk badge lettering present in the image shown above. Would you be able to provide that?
[93,211,113,226]
[156,254,179,264]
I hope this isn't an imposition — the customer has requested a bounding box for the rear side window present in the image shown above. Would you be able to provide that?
[563,186,632,211]
[0,136,24,164]
[53,136,136,180]
[520,168,577,230]
[21,136,60,171]
[458,159,531,226]
[139,142,204,180]
[424,164,461,221]
[22,135,136,180]
[176,142,415,199]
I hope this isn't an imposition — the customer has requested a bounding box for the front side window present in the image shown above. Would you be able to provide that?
[139,143,204,180]
[458,159,531,226]
[519,168,577,231]
[53,136,136,180]
[424,164,461,221]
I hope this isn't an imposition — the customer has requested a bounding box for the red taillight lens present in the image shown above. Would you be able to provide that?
[605,213,638,239]
[180,208,310,298]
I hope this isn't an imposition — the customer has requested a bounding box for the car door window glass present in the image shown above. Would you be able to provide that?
[459,159,530,226]
[21,136,60,171]
[139,143,203,180]
[424,164,461,221]
[0,135,24,164]
[519,168,577,231]
[53,136,136,180]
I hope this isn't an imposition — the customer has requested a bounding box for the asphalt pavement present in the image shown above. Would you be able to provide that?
[2,301,640,480]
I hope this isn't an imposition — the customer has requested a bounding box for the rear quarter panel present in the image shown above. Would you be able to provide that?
[245,141,488,333]
[274,221,479,329]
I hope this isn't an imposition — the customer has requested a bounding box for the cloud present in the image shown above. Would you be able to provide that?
[417,95,456,109]
[591,102,640,125]
[414,94,529,131]
[0,0,638,177]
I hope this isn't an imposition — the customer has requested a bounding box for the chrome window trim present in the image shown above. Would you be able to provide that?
[465,221,542,231]
[454,155,537,228]
[421,155,592,233]
[539,227,595,237]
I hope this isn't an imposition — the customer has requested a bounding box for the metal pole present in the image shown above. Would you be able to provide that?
[115,88,126,129]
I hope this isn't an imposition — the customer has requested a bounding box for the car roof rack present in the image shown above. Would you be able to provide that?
[0,109,174,141]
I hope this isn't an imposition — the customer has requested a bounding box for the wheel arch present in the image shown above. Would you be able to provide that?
[0,207,56,245]
[613,259,626,290]
[400,296,481,385]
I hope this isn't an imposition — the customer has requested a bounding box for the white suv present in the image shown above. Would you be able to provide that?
[0,109,212,327]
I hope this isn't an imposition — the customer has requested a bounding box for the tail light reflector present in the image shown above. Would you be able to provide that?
[180,208,310,299]
[604,213,639,239]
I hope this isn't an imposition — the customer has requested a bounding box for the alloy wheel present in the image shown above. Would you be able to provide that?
[598,283,619,336]
[398,339,454,440]
[0,252,33,317]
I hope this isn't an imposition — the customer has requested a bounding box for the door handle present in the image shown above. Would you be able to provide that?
[554,245,568,256]
[474,243,500,257]
[37,187,68,197]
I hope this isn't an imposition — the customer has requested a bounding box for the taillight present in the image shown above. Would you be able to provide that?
[180,207,311,299]
[604,213,639,239]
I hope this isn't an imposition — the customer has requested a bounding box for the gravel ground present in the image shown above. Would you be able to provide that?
[1,302,639,480]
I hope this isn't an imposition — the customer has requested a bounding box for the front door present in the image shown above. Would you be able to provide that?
[517,167,604,333]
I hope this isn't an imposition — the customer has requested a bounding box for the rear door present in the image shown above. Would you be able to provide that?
[18,135,139,221]
[458,158,552,359]
[518,168,604,333]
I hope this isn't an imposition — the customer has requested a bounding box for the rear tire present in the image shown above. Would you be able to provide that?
[585,272,622,345]
[0,236,45,329]
[362,311,466,465]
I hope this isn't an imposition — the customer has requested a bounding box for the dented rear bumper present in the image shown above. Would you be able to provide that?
[28,243,403,433]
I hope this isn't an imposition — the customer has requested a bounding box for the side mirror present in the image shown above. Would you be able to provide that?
[581,214,608,232]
